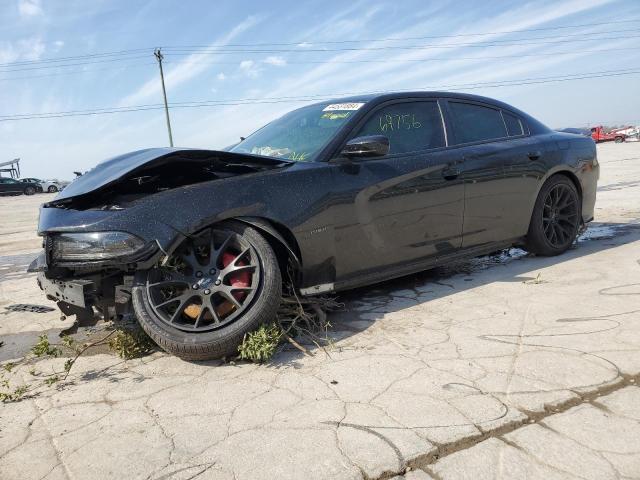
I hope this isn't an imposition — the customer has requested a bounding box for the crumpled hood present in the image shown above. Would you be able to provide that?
[52,147,291,203]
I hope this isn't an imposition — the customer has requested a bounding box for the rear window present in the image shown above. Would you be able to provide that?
[503,111,525,136]
[449,102,507,144]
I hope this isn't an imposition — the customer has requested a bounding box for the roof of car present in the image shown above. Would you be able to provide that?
[311,91,511,108]
[308,90,548,132]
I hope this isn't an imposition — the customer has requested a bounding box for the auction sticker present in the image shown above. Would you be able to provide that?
[323,103,365,111]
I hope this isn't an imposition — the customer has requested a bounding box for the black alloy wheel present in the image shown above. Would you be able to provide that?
[525,175,581,256]
[146,229,261,332]
[132,221,281,360]
[24,186,36,195]
[542,183,579,248]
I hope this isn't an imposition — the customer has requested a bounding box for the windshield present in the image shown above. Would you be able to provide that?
[229,102,366,161]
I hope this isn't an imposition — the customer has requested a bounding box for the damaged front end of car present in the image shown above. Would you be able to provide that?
[29,230,162,322]
[28,147,291,322]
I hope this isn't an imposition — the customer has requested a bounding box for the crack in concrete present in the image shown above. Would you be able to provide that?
[371,374,640,480]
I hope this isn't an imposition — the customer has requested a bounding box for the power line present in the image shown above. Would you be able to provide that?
[159,33,640,55]
[0,18,638,69]
[0,48,152,68]
[163,47,640,67]
[2,68,638,122]
[3,46,638,82]
[162,19,640,47]
[0,54,152,73]
[0,62,156,82]
[163,27,640,51]
[3,31,639,74]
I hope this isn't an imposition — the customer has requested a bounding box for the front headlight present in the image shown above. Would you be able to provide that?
[51,232,146,261]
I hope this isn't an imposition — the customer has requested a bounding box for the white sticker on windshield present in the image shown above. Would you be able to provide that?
[323,103,365,111]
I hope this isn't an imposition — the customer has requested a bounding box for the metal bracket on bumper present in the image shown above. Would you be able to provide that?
[37,273,94,308]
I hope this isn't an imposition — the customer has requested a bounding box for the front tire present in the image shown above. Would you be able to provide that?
[24,186,35,195]
[48,185,58,193]
[525,175,581,256]
[132,221,282,361]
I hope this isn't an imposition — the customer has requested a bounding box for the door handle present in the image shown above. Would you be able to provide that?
[528,151,542,161]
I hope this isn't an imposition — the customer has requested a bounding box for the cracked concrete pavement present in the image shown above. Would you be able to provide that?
[1,142,639,480]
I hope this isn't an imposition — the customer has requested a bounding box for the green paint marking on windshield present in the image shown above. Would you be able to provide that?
[288,151,309,161]
[379,113,422,132]
[230,101,362,162]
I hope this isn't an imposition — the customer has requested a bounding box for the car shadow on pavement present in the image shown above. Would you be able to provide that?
[268,221,640,367]
[2,222,638,370]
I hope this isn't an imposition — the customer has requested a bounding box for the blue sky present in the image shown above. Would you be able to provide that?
[1,0,639,179]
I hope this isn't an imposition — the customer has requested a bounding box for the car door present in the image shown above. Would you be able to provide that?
[0,178,18,194]
[329,99,465,283]
[498,110,546,238]
[445,100,532,248]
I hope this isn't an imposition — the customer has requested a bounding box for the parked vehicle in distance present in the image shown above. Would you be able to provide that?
[20,177,70,193]
[28,91,599,361]
[0,177,43,195]
[590,125,626,143]
[557,127,591,136]
[611,126,640,140]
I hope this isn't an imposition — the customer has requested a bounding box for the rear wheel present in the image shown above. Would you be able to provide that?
[48,185,58,193]
[615,136,624,143]
[24,186,36,195]
[132,221,281,360]
[525,175,581,256]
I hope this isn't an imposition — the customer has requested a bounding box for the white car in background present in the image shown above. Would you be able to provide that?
[19,177,70,193]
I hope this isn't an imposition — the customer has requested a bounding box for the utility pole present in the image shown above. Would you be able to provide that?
[154,48,174,147]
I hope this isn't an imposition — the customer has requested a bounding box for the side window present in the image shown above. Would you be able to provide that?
[353,101,445,155]
[502,111,524,137]
[449,102,507,144]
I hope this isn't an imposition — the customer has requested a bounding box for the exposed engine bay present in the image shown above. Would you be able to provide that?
[46,148,291,210]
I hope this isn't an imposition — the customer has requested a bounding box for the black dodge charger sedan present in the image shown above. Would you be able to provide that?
[0,177,43,195]
[29,91,599,360]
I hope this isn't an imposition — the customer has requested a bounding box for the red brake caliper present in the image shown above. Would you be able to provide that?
[221,251,250,303]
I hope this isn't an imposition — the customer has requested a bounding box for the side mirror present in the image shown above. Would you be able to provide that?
[341,135,389,158]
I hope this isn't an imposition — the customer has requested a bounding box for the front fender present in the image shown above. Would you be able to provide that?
[234,216,301,269]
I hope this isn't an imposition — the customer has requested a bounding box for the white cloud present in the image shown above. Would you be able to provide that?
[53,40,64,50]
[119,15,262,106]
[239,59,260,78]
[10,0,627,180]
[18,0,43,17]
[21,37,45,60]
[257,0,615,101]
[182,0,618,151]
[0,37,45,63]
[263,56,286,67]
